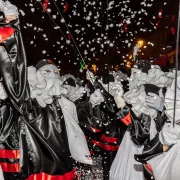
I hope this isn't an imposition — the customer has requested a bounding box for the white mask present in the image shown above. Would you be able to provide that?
[38,64,60,80]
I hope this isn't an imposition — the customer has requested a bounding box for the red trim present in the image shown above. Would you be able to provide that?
[121,112,131,126]
[0,149,20,159]
[92,140,119,151]
[91,127,101,133]
[26,168,76,180]
[146,164,153,173]
[0,27,14,43]
[0,162,20,172]
[101,135,118,144]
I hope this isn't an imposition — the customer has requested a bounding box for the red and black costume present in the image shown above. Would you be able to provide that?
[0,19,75,180]
[0,19,26,180]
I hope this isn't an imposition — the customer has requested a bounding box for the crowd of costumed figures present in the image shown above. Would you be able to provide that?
[0,1,180,180]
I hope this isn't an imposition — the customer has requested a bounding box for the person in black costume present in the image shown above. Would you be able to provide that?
[62,74,104,179]
[0,1,26,179]
[85,69,127,180]
[19,60,76,180]
[110,61,168,180]
[0,2,76,178]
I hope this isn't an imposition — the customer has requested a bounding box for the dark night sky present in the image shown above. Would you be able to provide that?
[9,0,179,73]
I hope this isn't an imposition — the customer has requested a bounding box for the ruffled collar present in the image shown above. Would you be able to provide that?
[28,66,67,107]
[129,66,177,90]
[124,85,157,119]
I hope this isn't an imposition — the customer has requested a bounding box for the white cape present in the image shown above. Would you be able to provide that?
[58,96,93,165]
[110,130,144,180]
[149,138,180,180]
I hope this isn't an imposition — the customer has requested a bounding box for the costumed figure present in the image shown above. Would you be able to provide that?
[0,1,26,179]
[62,74,104,179]
[19,59,92,180]
[142,76,180,180]
[134,67,180,180]
[110,61,169,180]
[86,70,127,180]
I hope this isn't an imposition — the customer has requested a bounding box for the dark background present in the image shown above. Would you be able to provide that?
[9,0,179,74]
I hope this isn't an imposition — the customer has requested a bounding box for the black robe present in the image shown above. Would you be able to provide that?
[0,19,75,180]
[19,98,75,180]
[0,19,27,180]
[76,81,127,180]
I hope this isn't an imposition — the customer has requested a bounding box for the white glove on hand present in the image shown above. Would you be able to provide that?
[145,92,164,112]
[160,123,180,147]
[114,93,126,109]
[0,1,19,18]
[89,89,104,108]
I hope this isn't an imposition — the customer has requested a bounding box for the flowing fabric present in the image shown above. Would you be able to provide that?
[149,142,180,180]
[18,98,75,180]
[0,19,27,180]
[148,124,180,180]
[110,130,144,180]
[0,165,4,180]
[58,96,93,165]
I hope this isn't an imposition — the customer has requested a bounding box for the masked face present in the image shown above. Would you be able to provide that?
[38,64,60,80]
[63,85,76,97]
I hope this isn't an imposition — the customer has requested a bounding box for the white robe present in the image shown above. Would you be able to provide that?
[110,130,144,180]
[149,142,180,180]
[58,96,93,165]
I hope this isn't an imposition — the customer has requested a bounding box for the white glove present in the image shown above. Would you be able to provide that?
[0,1,19,18]
[145,92,164,112]
[160,123,180,147]
[89,89,104,108]
[114,93,126,109]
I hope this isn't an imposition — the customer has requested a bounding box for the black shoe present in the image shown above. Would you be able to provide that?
[134,134,163,163]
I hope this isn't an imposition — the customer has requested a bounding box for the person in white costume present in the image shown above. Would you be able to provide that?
[110,61,168,180]
[147,76,180,180]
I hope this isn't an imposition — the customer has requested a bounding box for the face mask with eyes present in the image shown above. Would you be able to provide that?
[38,64,60,80]
[37,64,65,96]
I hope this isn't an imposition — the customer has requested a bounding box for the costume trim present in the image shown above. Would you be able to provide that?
[0,162,20,172]
[26,168,76,180]
[121,112,131,126]
[100,135,118,144]
[92,139,119,151]
[0,149,20,159]
[0,27,14,43]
